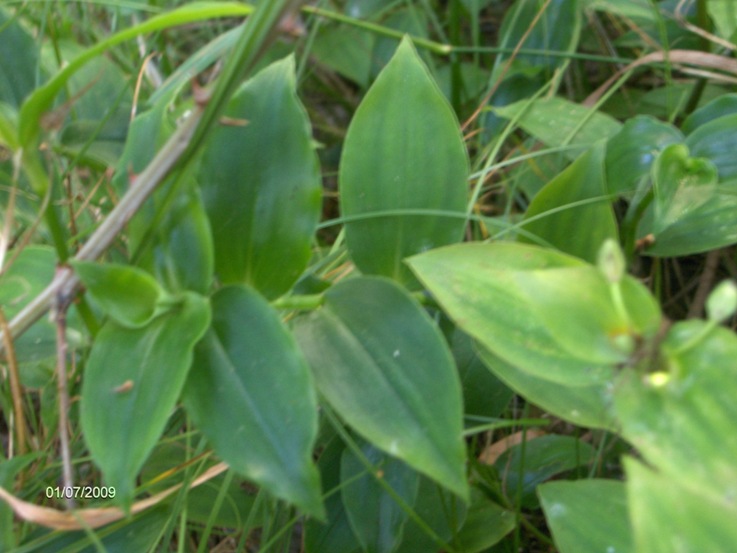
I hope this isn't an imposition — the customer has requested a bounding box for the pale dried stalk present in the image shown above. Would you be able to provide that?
[0,462,228,530]
[583,49,737,107]
[0,107,202,354]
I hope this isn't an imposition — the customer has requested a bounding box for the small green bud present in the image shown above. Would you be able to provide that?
[597,239,625,283]
[706,280,737,323]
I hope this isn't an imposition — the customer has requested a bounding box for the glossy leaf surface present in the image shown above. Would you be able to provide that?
[72,261,170,328]
[81,292,210,508]
[605,115,683,195]
[183,286,323,516]
[636,145,737,256]
[199,55,321,299]
[340,442,419,553]
[408,242,615,387]
[494,435,596,508]
[614,322,737,500]
[494,97,621,158]
[521,145,618,263]
[539,480,633,553]
[339,37,468,287]
[686,113,737,180]
[294,277,468,499]
[651,144,718,234]
[475,345,616,430]
[625,458,737,553]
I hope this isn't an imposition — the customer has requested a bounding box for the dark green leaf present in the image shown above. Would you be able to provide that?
[452,330,514,420]
[0,9,39,108]
[312,25,373,87]
[539,479,633,553]
[454,489,515,552]
[340,441,419,553]
[651,144,718,234]
[294,276,468,500]
[521,145,618,262]
[394,476,468,553]
[682,93,737,135]
[305,439,362,553]
[494,0,581,74]
[183,285,323,517]
[605,115,683,195]
[199,55,321,299]
[494,435,596,508]
[686,113,737,180]
[81,292,210,508]
[340,37,469,287]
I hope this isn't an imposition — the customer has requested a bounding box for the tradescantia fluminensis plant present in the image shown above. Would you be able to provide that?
[1,0,737,551]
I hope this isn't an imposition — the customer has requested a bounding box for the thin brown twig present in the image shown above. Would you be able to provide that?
[461,0,553,132]
[0,306,28,457]
[688,249,722,319]
[0,107,203,354]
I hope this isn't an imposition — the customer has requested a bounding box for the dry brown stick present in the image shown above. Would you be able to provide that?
[0,461,228,530]
[0,306,28,456]
[688,249,722,319]
[0,107,203,355]
[583,49,737,107]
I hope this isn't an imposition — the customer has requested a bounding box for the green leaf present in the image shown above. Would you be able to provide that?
[614,321,737,501]
[454,489,515,552]
[18,2,255,146]
[681,93,737,135]
[340,441,419,553]
[199,55,321,299]
[475,344,616,430]
[686,113,737,180]
[624,458,737,553]
[408,243,615,387]
[305,439,362,553]
[293,276,468,500]
[521,145,618,263]
[0,247,58,373]
[81,292,210,509]
[339,36,469,287]
[452,329,514,420]
[312,25,374,87]
[183,285,323,517]
[394,476,468,553]
[71,261,172,328]
[494,0,581,74]
[29,506,170,553]
[539,479,633,553]
[493,435,596,508]
[132,181,215,295]
[637,183,737,257]
[513,266,661,365]
[494,97,621,159]
[370,8,432,79]
[0,9,39,108]
[651,144,718,234]
[605,115,683,195]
